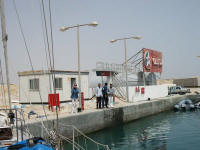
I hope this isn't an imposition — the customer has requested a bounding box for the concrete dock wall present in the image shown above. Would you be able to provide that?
[27,94,200,137]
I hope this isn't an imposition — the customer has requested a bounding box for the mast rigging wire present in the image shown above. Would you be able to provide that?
[38,0,52,93]
[47,0,60,135]
[40,1,60,147]
[40,0,53,72]
[12,0,50,125]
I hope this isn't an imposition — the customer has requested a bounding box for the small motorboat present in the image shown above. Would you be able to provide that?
[0,137,54,150]
[174,99,195,111]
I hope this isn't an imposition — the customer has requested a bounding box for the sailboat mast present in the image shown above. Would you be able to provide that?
[0,0,12,109]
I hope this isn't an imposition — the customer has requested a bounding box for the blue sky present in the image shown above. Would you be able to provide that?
[0,0,200,83]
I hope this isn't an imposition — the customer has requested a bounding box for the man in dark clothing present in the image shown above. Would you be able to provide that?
[102,83,108,108]
[71,83,80,114]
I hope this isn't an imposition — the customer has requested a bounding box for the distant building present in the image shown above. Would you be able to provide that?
[157,79,174,85]
[157,77,200,87]
[18,70,90,104]
[172,77,200,87]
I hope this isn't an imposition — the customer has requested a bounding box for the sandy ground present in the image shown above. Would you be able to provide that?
[0,84,19,108]
[13,97,129,122]
[0,84,129,121]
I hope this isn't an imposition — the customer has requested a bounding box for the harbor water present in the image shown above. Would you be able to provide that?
[64,109,200,150]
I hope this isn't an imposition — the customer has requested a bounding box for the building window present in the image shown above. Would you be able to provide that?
[55,78,63,89]
[29,79,39,91]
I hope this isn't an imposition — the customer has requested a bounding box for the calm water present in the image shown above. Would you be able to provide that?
[64,110,200,150]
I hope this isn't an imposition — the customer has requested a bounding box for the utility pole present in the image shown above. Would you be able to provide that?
[77,25,81,108]
[124,39,129,102]
[110,35,141,102]
[60,21,98,110]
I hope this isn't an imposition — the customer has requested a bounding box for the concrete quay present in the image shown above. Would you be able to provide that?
[27,94,200,137]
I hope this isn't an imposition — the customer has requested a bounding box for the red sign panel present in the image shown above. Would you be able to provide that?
[96,71,110,76]
[143,48,162,73]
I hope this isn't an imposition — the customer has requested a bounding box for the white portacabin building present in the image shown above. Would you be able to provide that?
[18,70,90,104]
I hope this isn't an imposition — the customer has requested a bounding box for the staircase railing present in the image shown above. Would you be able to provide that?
[25,120,110,150]
[59,124,110,150]
[113,73,127,101]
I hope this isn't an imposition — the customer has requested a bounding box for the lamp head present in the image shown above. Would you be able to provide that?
[60,26,68,32]
[88,21,98,27]
[110,39,117,43]
[132,35,142,40]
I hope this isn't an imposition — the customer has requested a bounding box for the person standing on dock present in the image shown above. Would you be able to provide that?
[96,83,103,109]
[71,83,80,114]
[108,83,115,108]
[102,83,108,108]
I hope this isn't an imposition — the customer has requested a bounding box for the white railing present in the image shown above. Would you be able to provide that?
[59,124,110,150]
[112,73,127,101]
[96,61,136,73]
[25,120,110,150]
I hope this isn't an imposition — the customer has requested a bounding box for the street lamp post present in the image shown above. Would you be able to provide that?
[110,36,141,102]
[123,39,129,103]
[77,25,81,100]
[60,21,98,109]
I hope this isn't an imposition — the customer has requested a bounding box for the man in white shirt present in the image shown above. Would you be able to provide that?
[108,83,115,107]
[96,83,103,109]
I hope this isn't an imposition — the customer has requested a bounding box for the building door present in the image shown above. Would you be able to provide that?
[71,78,76,89]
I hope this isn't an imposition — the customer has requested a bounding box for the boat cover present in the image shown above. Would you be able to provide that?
[0,137,54,150]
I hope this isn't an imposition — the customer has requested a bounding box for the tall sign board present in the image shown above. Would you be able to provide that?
[143,48,162,73]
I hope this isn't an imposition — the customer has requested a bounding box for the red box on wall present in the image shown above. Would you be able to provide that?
[141,88,145,94]
[81,92,84,110]
[48,93,60,111]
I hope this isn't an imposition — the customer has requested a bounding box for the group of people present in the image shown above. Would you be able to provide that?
[70,82,115,114]
[96,83,115,109]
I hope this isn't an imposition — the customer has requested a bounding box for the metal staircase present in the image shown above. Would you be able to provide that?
[95,50,144,102]
[113,72,127,101]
